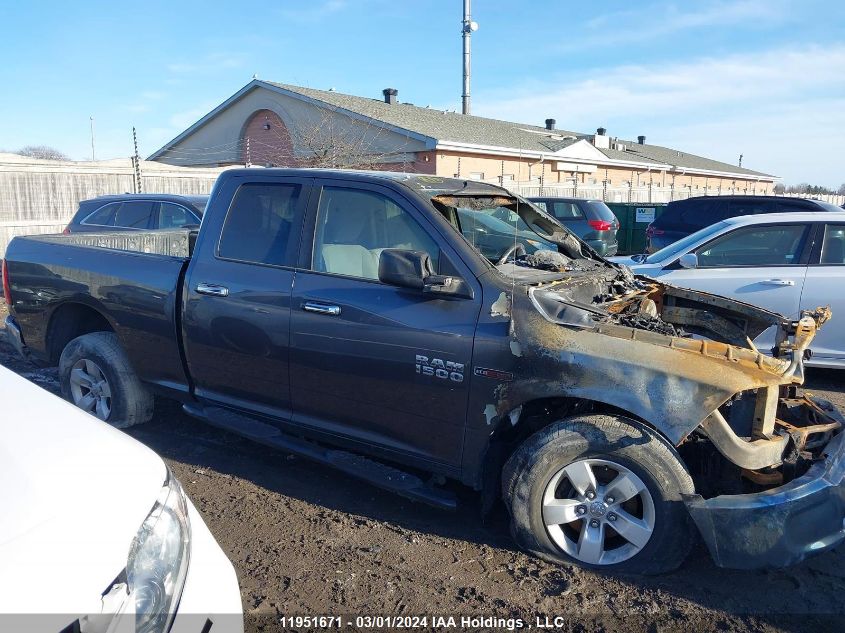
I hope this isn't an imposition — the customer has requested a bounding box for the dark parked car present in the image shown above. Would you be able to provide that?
[527,197,619,256]
[645,195,842,252]
[4,169,843,574]
[64,193,208,233]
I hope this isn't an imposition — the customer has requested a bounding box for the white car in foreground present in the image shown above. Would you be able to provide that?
[0,363,243,633]
[613,211,845,368]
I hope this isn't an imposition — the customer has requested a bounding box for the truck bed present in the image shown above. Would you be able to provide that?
[4,229,193,395]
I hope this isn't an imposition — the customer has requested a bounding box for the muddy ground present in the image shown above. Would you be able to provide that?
[3,303,845,633]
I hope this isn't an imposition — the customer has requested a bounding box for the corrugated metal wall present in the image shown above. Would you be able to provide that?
[0,154,228,256]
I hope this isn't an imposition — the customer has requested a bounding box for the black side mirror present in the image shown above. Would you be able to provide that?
[378,249,471,298]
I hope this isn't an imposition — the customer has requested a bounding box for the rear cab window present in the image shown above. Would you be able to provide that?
[217,183,302,267]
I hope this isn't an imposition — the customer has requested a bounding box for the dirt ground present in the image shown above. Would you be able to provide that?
[3,302,845,633]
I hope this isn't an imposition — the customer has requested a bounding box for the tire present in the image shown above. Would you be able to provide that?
[502,414,695,575]
[59,332,154,428]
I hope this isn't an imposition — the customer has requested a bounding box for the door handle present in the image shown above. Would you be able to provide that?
[303,301,341,316]
[196,283,230,297]
[761,279,795,286]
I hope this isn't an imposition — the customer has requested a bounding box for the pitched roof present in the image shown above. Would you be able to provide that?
[151,80,774,179]
[267,82,773,178]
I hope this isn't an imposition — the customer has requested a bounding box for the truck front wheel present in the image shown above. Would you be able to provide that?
[502,414,695,575]
[59,332,154,428]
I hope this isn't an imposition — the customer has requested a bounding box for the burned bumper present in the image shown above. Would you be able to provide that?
[686,398,845,569]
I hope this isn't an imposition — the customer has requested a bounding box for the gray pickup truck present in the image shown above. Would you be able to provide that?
[3,168,844,574]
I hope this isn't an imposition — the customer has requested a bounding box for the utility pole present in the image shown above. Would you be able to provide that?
[461,0,478,115]
[132,127,142,193]
[89,116,96,161]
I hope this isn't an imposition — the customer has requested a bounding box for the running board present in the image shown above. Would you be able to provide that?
[182,403,457,510]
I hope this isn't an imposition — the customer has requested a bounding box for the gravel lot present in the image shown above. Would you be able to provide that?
[3,302,845,633]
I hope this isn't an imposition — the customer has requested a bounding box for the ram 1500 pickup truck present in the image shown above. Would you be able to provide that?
[3,169,844,574]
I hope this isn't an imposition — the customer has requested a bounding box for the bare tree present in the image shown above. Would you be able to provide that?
[838,183,845,195]
[16,145,70,161]
[773,183,785,194]
[246,108,417,172]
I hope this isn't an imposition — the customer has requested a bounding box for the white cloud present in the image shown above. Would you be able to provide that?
[571,0,789,50]
[474,45,845,185]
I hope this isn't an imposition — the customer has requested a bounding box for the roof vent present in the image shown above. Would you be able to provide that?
[382,88,398,105]
[637,135,646,145]
[545,118,556,130]
[596,127,607,136]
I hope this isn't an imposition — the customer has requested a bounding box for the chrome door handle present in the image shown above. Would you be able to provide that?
[761,279,795,286]
[303,301,341,316]
[196,283,230,297]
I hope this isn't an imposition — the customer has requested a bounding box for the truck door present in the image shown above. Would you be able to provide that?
[289,180,481,468]
[182,175,311,419]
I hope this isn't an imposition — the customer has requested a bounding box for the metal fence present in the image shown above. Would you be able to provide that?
[0,154,228,256]
[507,182,845,205]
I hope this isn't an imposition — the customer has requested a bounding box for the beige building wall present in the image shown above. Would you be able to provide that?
[434,151,773,194]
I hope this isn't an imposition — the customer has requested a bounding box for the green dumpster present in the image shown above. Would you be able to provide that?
[606,203,667,255]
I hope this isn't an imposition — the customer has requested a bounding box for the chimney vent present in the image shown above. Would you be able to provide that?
[545,118,556,131]
[382,88,398,105]
[596,127,607,136]
[637,135,646,145]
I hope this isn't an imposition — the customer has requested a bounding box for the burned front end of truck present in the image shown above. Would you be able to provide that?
[512,265,842,568]
[425,181,845,570]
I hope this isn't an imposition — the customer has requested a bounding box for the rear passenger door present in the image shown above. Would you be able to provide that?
[289,180,480,468]
[182,175,311,419]
[800,223,845,364]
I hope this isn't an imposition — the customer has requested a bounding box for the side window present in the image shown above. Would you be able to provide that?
[777,200,813,213]
[312,186,439,281]
[821,224,845,265]
[695,224,808,267]
[677,200,712,228]
[157,203,196,229]
[532,201,548,211]
[82,202,119,226]
[726,199,774,218]
[218,183,302,266]
[113,201,155,228]
[548,201,584,220]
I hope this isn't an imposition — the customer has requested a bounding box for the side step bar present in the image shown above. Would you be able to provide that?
[183,403,457,510]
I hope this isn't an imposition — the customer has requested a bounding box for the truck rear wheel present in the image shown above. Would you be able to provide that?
[59,332,154,428]
[502,414,695,575]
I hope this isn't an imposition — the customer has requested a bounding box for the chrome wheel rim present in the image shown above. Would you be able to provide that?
[69,359,112,420]
[542,458,655,566]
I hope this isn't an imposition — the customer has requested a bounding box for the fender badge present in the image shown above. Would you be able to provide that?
[474,367,514,382]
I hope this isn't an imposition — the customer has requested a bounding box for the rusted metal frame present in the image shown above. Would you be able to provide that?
[699,410,788,470]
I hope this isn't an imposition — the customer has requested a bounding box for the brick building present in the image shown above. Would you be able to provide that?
[149,79,776,197]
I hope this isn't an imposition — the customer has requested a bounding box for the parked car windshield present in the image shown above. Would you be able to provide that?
[645,220,731,264]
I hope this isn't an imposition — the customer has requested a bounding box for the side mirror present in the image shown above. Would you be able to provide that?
[678,252,698,269]
[378,249,471,298]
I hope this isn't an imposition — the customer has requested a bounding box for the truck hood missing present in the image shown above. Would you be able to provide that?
[496,264,831,445]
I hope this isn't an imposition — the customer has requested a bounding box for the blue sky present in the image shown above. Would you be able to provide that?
[1,0,843,185]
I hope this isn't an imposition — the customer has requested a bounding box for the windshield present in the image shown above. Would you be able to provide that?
[646,220,731,264]
[429,190,592,266]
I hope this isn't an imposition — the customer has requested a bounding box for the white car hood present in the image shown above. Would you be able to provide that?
[0,365,165,615]
[609,255,663,275]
